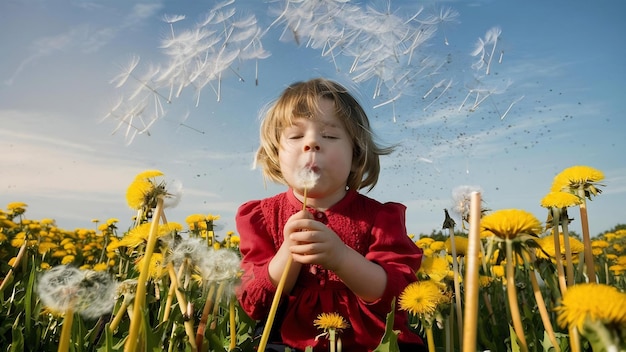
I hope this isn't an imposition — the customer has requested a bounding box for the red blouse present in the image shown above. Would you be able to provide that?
[235,189,424,351]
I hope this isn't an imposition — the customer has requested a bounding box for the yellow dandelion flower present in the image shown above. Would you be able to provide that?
[134,169,164,180]
[115,223,170,249]
[551,165,604,198]
[314,312,350,332]
[418,256,451,282]
[40,262,51,270]
[480,209,542,240]
[185,214,205,224]
[37,242,58,255]
[136,252,165,279]
[40,218,55,226]
[51,250,67,258]
[422,248,435,257]
[491,265,505,278]
[540,191,582,208]
[93,263,109,271]
[398,280,444,318]
[416,237,435,248]
[478,275,493,288]
[206,214,221,222]
[213,242,221,250]
[10,232,25,248]
[609,265,625,275]
[445,236,469,256]
[6,202,27,210]
[230,235,240,245]
[535,233,584,260]
[555,283,626,331]
[430,241,446,252]
[61,255,75,265]
[591,240,610,249]
[126,179,154,210]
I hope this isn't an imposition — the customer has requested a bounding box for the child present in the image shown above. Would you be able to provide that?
[236,78,426,351]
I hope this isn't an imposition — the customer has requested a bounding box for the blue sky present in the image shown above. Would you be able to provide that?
[1,0,625,238]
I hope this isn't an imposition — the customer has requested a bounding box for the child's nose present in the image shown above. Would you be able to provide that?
[303,138,320,151]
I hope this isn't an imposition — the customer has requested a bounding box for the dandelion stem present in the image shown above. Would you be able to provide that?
[162,277,177,322]
[166,262,198,351]
[109,300,130,332]
[257,258,291,352]
[529,254,561,352]
[505,239,528,352]
[258,187,309,351]
[550,208,568,295]
[57,309,74,352]
[0,241,27,293]
[448,227,463,349]
[196,282,217,347]
[560,213,575,287]
[462,192,481,352]
[568,326,582,352]
[426,326,435,352]
[577,193,597,283]
[229,296,237,351]
[125,197,165,351]
[210,281,227,330]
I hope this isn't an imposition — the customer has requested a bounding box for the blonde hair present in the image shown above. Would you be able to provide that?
[255,78,393,191]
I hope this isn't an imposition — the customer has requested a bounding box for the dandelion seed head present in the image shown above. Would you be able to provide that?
[37,265,118,319]
[167,237,212,270]
[451,185,482,219]
[297,167,319,190]
[201,248,241,282]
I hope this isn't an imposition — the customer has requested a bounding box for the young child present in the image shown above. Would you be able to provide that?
[236,78,425,351]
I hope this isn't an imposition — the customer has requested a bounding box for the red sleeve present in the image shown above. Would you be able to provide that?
[361,202,422,315]
[235,200,279,320]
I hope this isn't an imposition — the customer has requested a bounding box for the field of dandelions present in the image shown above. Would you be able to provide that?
[1,165,625,352]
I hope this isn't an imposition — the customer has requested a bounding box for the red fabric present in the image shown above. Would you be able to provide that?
[236,189,424,351]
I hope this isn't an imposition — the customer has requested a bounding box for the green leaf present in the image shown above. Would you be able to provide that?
[24,262,36,339]
[373,299,400,352]
[509,324,520,352]
[9,318,24,352]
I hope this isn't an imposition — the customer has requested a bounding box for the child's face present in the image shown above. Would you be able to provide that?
[279,98,353,200]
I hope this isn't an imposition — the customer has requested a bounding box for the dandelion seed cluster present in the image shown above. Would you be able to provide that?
[37,265,118,319]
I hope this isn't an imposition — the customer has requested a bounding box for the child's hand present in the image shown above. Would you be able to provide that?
[284,210,348,271]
